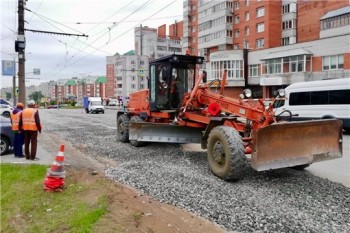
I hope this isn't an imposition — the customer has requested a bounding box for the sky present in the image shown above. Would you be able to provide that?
[0,0,183,88]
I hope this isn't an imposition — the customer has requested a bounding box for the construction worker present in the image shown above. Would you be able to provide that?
[19,100,42,160]
[10,103,25,158]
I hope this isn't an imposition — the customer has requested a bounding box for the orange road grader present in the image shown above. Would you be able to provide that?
[116,54,343,181]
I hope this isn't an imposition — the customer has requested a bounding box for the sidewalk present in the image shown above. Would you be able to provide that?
[0,135,53,165]
[0,132,104,171]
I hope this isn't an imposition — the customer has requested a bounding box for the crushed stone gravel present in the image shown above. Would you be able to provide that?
[41,109,350,232]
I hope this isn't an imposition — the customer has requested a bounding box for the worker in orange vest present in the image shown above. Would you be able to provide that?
[10,102,25,158]
[19,100,42,160]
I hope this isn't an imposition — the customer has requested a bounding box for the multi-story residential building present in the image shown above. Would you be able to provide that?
[183,0,350,98]
[64,78,79,99]
[248,1,350,97]
[134,23,183,59]
[106,55,117,98]
[48,76,106,104]
[183,0,199,55]
[233,0,282,50]
[114,51,149,104]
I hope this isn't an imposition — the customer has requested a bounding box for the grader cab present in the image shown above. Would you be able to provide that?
[116,54,343,181]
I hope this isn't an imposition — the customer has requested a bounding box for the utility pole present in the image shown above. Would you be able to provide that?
[17,0,26,104]
[12,59,16,105]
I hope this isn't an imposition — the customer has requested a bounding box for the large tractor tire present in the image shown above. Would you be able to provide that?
[117,114,130,143]
[207,126,246,181]
[129,116,147,147]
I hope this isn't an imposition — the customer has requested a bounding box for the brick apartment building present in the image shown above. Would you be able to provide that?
[183,0,350,98]
[49,76,107,104]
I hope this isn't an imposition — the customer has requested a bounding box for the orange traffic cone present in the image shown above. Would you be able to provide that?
[47,144,66,177]
[43,144,65,192]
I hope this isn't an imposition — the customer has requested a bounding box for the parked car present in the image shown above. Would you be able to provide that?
[0,116,14,155]
[0,98,12,106]
[47,105,61,109]
[0,104,13,118]
[108,99,119,106]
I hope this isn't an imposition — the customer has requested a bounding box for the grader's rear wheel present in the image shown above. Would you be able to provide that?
[117,114,130,142]
[129,116,146,147]
[207,126,246,181]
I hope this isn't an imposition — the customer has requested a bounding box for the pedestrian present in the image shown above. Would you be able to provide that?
[10,102,25,158]
[19,100,42,160]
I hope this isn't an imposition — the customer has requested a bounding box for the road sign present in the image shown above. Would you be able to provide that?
[2,60,15,76]
[138,68,144,76]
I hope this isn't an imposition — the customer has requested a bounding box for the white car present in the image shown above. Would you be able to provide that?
[0,104,13,118]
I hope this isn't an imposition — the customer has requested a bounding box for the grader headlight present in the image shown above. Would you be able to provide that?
[243,89,252,98]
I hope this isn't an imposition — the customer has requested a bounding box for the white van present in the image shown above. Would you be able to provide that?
[274,78,350,130]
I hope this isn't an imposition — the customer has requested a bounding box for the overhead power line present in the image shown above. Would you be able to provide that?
[49,0,154,78]
[25,28,88,37]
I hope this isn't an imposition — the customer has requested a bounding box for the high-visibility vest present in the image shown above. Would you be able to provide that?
[10,111,21,131]
[22,108,38,131]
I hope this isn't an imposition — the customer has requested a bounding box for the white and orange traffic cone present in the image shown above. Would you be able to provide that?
[47,144,66,177]
[43,144,65,192]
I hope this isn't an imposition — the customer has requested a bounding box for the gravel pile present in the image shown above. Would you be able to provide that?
[42,109,350,232]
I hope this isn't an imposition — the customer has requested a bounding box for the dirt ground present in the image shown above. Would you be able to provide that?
[44,133,227,233]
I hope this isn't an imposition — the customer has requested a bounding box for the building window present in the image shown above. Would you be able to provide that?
[245,26,250,35]
[321,14,350,30]
[282,19,296,30]
[235,15,240,24]
[131,84,135,89]
[234,44,239,49]
[245,0,250,6]
[140,61,144,65]
[245,11,250,21]
[282,37,289,46]
[323,55,344,70]
[210,60,243,80]
[249,64,259,77]
[235,30,240,38]
[131,60,135,65]
[280,55,311,73]
[256,38,264,48]
[256,7,265,18]
[262,58,282,74]
[289,55,305,73]
[243,40,249,49]
[282,3,296,14]
[234,1,240,10]
[256,22,265,32]
[282,4,290,14]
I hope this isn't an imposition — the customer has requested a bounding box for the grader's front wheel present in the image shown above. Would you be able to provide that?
[129,116,147,147]
[117,114,130,142]
[207,126,246,181]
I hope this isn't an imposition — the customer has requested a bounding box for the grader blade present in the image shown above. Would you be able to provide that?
[251,119,343,171]
[129,122,203,144]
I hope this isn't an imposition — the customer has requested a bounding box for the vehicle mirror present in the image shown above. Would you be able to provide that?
[202,71,207,83]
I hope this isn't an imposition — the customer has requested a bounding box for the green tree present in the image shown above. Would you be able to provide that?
[29,91,44,103]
